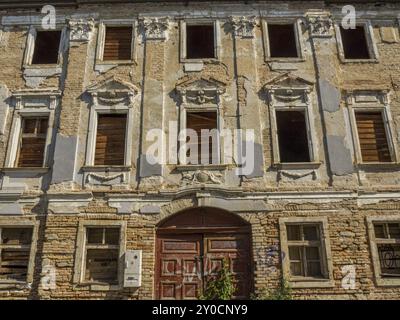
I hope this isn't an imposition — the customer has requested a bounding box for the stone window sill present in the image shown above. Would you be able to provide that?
[23,65,62,75]
[174,164,228,171]
[180,58,218,64]
[96,60,135,65]
[375,277,400,287]
[289,278,335,288]
[0,281,30,290]
[81,165,131,173]
[266,57,306,63]
[357,162,400,169]
[274,162,321,170]
[1,167,50,174]
[74,282,122,291]
[340,58,379,64]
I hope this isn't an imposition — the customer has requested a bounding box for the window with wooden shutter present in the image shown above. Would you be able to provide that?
[17,117,48,168]
[103,26,133,61]
[0,227,33,282]
[186,112,218,164]
[355,111,391,163]
[94,114,127,166]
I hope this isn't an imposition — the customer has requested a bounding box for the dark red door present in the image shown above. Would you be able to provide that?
[155,232,251,299]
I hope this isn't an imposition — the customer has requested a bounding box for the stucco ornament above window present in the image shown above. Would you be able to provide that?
[175,77,227,105]
[263,72,314,105]
[229,16,256,38]
[306,14,333,38]
[68,18,95,45]
[139,17,169,40]
[86,76,140,106]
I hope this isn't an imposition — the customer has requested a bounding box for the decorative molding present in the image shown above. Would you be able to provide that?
[229,16,256,38]
[278,169,317,181]
[181,170,223,185]
[86,172,125,186]
[139,17,169,40]
[68,18,94,45]
[307,15,333,38]
[176,77,226,105]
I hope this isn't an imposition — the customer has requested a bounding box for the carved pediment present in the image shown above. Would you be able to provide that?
[86,76,139,106]
[176,77,226,105]
[263,73,314,106]
[264,73,314,90]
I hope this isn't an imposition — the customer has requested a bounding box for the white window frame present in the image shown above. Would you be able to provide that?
[5,91,60,169]
[95,19,137,66]
[262,18,305,62]
[85,104,133,168]
[334,20,379,63]
[279,217,334,288]
[23,25,67,68]
[346,90,398,165]
[267,89,319,166]
[73,220,127,291]
[180,19,221,63]
[181,107,222,166]
[0,219,39,288]
[366,216,400,286]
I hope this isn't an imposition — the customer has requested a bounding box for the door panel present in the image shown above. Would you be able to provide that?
[203,234,251,299]
[156,234,202,300]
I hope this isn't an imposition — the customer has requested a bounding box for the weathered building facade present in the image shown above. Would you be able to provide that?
[0,0,400,299]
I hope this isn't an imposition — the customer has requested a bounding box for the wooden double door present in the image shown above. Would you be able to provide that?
[155,232,251,300]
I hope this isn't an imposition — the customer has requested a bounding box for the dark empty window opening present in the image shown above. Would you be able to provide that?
[186,111,218,164]
[276,110,310,163]
[340,26,371,59]
[186,25,215,59]
[31,31,61,65]
[268,24,298,58]
[103,26,133,61]
[355,111,391,163]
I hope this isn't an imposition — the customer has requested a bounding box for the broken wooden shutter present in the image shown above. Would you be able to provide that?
[186,112,218,164]
[0,228,33,282]
[355,112,391,162]
[94,114,127,166]
[17,117,48,167]
[103,26,132,61]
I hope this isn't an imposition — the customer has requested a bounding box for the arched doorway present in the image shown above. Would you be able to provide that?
[155,207,252,299]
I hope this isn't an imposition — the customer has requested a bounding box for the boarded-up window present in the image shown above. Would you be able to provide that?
[84,227,120,284]
[186,112,218,164]
[355,111,391,162]
[268,24,298,58]
[276,111,310,163]
[186,25,215,59]
[0,227,33,282]
[286,224,325,278]
[17,117,48,168]
[340,26,370,59]
[103,26,132,61]
[94,114,126,166]
[373,222,400,277]
[31,31,61,65]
